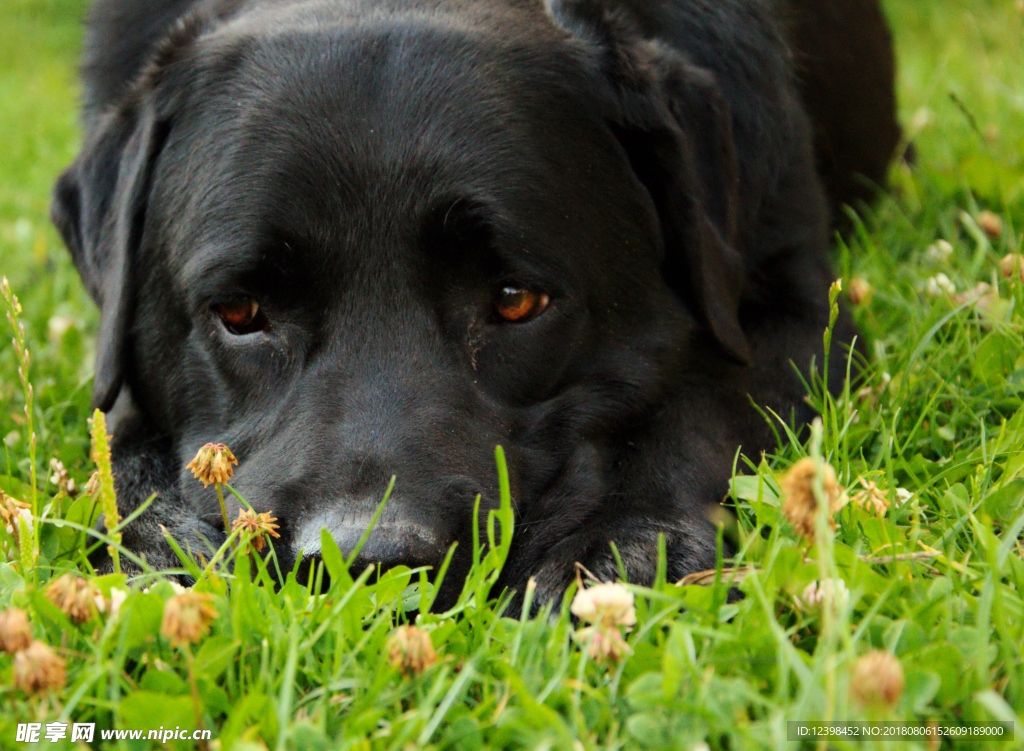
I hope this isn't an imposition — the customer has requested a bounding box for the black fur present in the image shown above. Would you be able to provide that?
[52,0,899,612]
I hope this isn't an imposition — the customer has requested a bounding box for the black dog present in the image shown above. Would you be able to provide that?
[52,0,899,611]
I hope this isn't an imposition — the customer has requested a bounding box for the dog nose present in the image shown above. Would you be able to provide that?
[344,523,449,571]
[292,510,449,572]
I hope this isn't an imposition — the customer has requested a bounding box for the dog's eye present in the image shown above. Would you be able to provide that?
[214,297,267,335]
[494,287,550,323]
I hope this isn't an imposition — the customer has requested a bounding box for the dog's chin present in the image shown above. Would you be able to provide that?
[291,505,451,573]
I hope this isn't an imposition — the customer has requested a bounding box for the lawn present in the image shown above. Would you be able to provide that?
[1,0,1023,748]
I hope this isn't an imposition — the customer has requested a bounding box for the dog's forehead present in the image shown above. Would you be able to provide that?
[186,8,604,185]
[154,8,657,281]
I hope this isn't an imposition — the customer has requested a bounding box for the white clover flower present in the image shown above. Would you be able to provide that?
[925,273,956,297]
[570,582,636,628]
[13,508,33,536]
[797,578,849,610]
[925,239,954,262]
[48,458,76,496]
[96,588,129,619]
[46,315,77,342]
[571,582,637,666]
[909,107,932,133]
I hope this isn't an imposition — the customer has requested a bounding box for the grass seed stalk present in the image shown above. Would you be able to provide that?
[89,408,121,574]
[2,276,38,577]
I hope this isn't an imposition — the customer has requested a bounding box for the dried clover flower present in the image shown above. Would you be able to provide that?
[780,458,846,541]
[45,574,100,624]
[4,507,33,548]
[232,508,281,552]
[161,590,218,648]
[850,650,904,709]
[84,471,101,499]
[1,491,32,550]
[977,210,1003,241]
[952,281,992,307]
[13,640,66,695]
[847,277,871,306]
[850,478,914,517]
[187,443,238,537]
[1000,254,1024,283]
[855,372,892,410]
[186,443,238,488]
[850,478,890,517]
[574,624,632,665]
[0,607,33,653]
[1,491,30,531]
[387,625,438,676]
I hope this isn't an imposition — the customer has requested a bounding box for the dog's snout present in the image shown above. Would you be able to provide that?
[346,524,449,571]
[291,503,451,573]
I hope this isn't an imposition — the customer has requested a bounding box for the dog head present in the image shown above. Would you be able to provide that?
[52,0,749,597]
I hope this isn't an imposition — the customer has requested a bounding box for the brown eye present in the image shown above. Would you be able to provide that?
[494,287,550,323]
[215,297,267,335]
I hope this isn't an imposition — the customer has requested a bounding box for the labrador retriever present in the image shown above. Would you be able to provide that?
[52,0,900,611]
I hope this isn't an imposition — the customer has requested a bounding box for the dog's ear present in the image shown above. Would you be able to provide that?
[51,14,201,412]
[51,103,168,412]
[546,0,750,363]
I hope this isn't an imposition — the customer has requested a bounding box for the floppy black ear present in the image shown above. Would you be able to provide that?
[51,103,167,412]
[547,0,751,363]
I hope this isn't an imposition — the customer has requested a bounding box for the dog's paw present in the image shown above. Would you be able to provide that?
[524,515,720,613]
[89,512,224,582]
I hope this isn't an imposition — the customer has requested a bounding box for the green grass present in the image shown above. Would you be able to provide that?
[1,0,1023,748]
